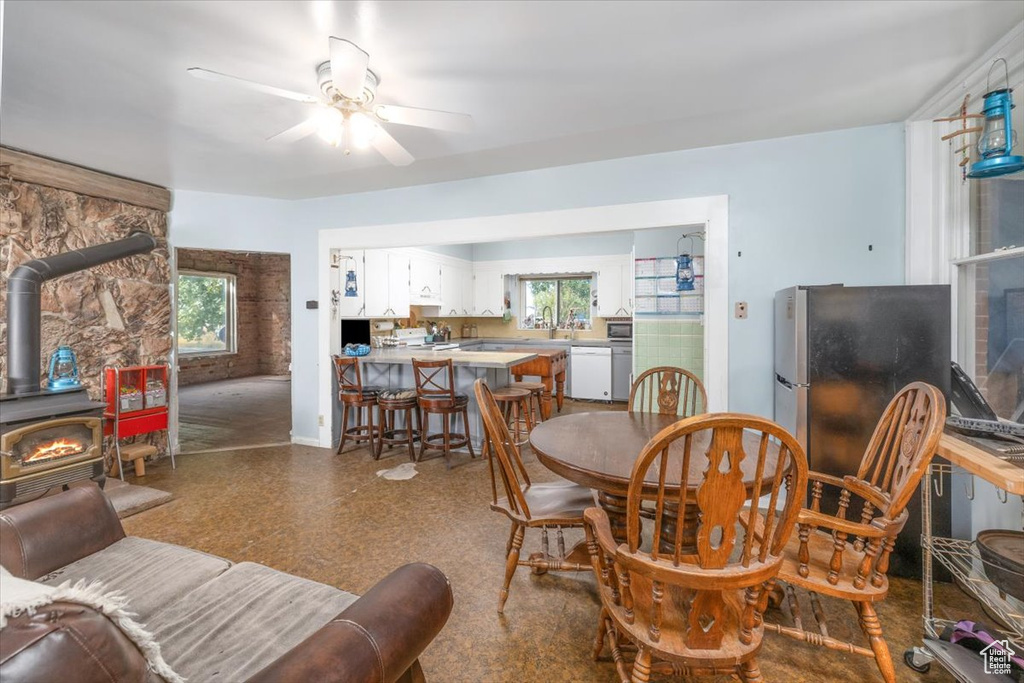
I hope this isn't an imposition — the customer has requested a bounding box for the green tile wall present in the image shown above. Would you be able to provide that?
[633,319,704,380]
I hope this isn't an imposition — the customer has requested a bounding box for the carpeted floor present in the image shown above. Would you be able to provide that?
[177,375,291,453]
[124,399,981,683]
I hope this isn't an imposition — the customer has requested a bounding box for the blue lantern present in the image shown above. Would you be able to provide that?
[46,345,81,391]
[969,59,1024,179]
[343,256,359,298]
[675,233,696,292]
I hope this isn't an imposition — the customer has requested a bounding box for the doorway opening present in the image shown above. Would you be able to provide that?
[175,248,291,453]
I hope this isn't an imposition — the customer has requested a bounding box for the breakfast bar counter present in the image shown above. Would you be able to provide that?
[354,348,538,448]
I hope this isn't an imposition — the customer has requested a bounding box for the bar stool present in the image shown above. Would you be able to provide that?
[508,380,546,425]
[412,358,476,469]
[496,386,534,447]
[375,388,420,461]
[332,355,382,455]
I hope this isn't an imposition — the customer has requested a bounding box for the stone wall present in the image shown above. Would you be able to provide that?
[0,179,171,456]
[176,249,290,386]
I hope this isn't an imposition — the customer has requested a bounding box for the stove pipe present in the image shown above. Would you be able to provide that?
[6,231,158,395]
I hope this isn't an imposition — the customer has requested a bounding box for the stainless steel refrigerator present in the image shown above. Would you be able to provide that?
[774,284,962,578]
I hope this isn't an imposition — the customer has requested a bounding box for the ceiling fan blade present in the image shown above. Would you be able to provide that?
[375,104,474,133]
[187,68,320,104]
[266,117,319,143]
[329,37,369,100]
[371,127,414,166]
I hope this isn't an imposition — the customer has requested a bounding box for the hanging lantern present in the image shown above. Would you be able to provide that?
[343,256,359,297]
[46,345,81,391]
[675,234,696,292]
[969,59,1024,179]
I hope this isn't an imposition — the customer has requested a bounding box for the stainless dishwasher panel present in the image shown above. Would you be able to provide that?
[611,346,632,402]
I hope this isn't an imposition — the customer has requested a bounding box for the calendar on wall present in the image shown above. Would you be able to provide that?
[633,256,703,315]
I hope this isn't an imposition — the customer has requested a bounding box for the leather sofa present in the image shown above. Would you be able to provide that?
[0,486,453,682]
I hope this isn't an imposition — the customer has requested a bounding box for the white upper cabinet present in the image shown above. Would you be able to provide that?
[619,261,633,316]
[596,257,633,318]
[361,249,410,318]
[472,269,505,317]
[440,263,470,316]
[409,254,442,304]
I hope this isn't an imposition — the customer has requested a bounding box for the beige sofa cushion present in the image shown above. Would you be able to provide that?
[145,561,359,682]
[38,536,232,623]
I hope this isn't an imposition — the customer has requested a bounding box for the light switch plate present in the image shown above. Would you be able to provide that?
[735,302,748,319]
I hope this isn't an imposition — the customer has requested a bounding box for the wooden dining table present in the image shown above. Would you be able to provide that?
[530,411,781,547]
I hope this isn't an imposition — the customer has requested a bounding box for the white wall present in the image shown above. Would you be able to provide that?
[172,122,905,442]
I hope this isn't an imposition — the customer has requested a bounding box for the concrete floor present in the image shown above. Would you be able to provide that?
[177,375,291,454]
[128,399,980,683]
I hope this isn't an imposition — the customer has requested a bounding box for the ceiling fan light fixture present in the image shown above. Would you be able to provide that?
[350,112,378,149]
[315,107,344,146]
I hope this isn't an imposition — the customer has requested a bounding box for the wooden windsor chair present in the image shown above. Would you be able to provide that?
[628,366,707,417]
[474,379,595,614]
[756,382,946,683]
[413,358,475,469]
[585,413,808,683]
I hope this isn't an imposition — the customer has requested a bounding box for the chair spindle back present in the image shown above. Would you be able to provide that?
[628,366,707,417]
[474,379,533,518]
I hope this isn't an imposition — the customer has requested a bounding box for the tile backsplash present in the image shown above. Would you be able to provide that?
[634,319,704,379]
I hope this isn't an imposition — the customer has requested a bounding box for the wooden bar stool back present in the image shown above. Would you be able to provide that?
[585,413,808,682]
[412,358,475,469]
[483,386,533,455]
[375,389,420,461]
[628,366,707,417]
[332,355,381,455]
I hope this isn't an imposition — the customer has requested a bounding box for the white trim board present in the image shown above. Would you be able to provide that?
[315,195,729,448]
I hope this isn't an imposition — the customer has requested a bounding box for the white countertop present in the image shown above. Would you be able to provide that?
[361,348,538,369]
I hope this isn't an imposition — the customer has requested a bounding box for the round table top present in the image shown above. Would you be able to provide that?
[529,411,780,496]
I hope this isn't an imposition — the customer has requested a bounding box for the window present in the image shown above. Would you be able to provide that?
[956,177,1024,420]
[519,276,592,329]
[177,271,236,355]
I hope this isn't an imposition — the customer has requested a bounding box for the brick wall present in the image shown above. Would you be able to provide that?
[176,249,290,386]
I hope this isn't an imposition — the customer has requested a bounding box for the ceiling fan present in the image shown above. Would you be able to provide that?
[188,37,473,166]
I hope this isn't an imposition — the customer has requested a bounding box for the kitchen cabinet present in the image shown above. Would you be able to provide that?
[611,345,633,401]
[472,269,505,317]
[440,263,472,316]
[363,249,410,318]
[597,259,633,318]
[410,255,442,305]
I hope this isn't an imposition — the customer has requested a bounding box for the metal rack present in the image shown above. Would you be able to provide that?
[905,436,1024,681]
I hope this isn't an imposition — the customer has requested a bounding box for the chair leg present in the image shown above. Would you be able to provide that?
[442,412,452,469]
[366,405,377,456]
[739,658,764,683]
[592,607,609,660]
[405,408,416,462]
[499,524,525,614]
[373,406,385,460]
[337,404,350,454]
[857,601,896,683]
[419,410,428,460]
[462,408,475,458]
[630,646,652,683]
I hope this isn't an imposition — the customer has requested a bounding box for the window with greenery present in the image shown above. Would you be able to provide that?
[519,276,592,329]
[177,271,236,355]
[956,177,1023,420]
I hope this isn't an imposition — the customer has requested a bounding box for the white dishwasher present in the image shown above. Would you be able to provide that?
[570,346,612,401]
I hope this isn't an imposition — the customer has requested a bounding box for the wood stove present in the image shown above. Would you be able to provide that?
[1,231,157,508]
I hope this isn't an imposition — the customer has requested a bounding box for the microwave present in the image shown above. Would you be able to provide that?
[607,321,632,340]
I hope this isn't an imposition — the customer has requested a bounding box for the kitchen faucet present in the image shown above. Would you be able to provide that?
[542,305,555,339]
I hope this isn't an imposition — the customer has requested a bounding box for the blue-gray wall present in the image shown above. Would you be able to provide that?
[172,123,906,441]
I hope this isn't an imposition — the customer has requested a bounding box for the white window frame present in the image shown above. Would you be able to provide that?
[176,270,238,356]
[518,274,594,329]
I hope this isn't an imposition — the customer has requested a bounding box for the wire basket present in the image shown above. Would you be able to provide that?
[343,344,371,357]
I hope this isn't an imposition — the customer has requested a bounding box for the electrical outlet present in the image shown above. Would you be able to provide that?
[735,302,748,319]
[318,415,324,426]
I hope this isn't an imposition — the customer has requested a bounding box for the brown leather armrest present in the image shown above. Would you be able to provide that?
[0,486,125,579]
[245,563,453,683]
[0,601,149,683]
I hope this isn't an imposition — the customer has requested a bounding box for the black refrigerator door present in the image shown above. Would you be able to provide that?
[806,285,952,578]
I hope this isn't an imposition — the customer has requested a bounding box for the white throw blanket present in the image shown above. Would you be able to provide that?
[0,566,184,682]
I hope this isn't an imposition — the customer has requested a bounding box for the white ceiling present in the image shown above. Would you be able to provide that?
[1,1,1021,199]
